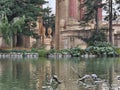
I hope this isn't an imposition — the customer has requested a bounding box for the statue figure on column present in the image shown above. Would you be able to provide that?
[60,19,65,31]
[41,26,46,45]
[47,27,52,38]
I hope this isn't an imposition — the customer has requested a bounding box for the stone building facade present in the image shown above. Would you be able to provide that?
[55,0,101,49]
[54,0,120,49]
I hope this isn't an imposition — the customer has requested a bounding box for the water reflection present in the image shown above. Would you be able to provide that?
[0,57,120,90]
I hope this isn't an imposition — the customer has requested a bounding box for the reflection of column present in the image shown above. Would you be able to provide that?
[45,61,52,81]
[108,64,114,90]
[69,0,77,19]
[112,30,115,45]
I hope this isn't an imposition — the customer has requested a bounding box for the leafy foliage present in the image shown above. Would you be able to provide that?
[0,0,48,39]
[31,47,49,57]
[0,0,47,21]
[115,48,120,55]
[48,47,82,57]
[85,41,118,57]
[37,48,48,57]
[0,0,53,47]
[82,0,120,22]
[48,43,118,57]
[42,7,55,36]
[81,0,102,22]
[11,16,25,34]
[48,49,57,54]
[0,15,11,44]
[87,31,107,46]
[0,15,25,45]
[69,47,81,57]
[103,0,120,21]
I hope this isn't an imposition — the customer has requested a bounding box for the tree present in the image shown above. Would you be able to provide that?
[81,0,120,44]
[11,16,25,47]
[81,0,104,32]
[87,31,107,46]
[109,0,113,45]
[0,15,11,45]
[103,0,120,44]
[0,0,48,47]
[0,14,25,47]
[42,7,55,36]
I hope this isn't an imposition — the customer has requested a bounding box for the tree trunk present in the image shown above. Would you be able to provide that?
[12,34,17,47]
[16,33,23,47]
[95,8,99,32]
[109,0,113,44]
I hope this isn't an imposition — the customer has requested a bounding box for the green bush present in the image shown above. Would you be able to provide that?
[85,41,118,57]
[48,49,57,54]
[0,49,30,53]
[48,47,82,57]
[0,50,11,53]
[88,31,107,46]
[115,48,120,56]
[59,49,71,55]
[69,47,81,57]
[31,48,38,52]
[38,49,48,57]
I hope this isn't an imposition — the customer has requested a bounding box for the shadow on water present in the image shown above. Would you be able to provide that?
[0,57,120,90]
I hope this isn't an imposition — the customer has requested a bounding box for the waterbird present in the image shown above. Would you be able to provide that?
[78,75,91,82]
[52,75,61,84]
[50,75,61,84]
[78,74,102,82]
[91,74,98,81]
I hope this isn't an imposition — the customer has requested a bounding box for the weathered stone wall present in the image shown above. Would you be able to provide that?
[55,0,120,49]
[0,36,10,48]
[55,0,83,49]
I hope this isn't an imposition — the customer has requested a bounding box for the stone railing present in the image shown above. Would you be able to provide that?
[48,53,72,59]
[48,53,97,59]
[0,53,39,59]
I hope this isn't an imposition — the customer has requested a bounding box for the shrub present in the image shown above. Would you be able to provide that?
[31,48,38,52]
[85,41,118,57]
[38,49,48,57]
[0,50,11,53]
[59,49,71,55]
[69,47,81,57]
[88,31,107,46]
[115,48,120,56]
[48,49,57,54]
[48,47,82,57]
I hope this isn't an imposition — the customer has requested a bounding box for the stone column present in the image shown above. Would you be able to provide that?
[69,0,78,19]
[98,8,102,20]
[54,0,60,49]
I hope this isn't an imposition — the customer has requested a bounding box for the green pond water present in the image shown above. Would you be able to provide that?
[0,57,120,90]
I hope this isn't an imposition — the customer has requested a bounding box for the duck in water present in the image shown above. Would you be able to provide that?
[78,75,91,82]
[78,74,102,82]
[50,74,62,84]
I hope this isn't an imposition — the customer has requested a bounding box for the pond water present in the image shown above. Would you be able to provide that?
[0,57,120,90]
